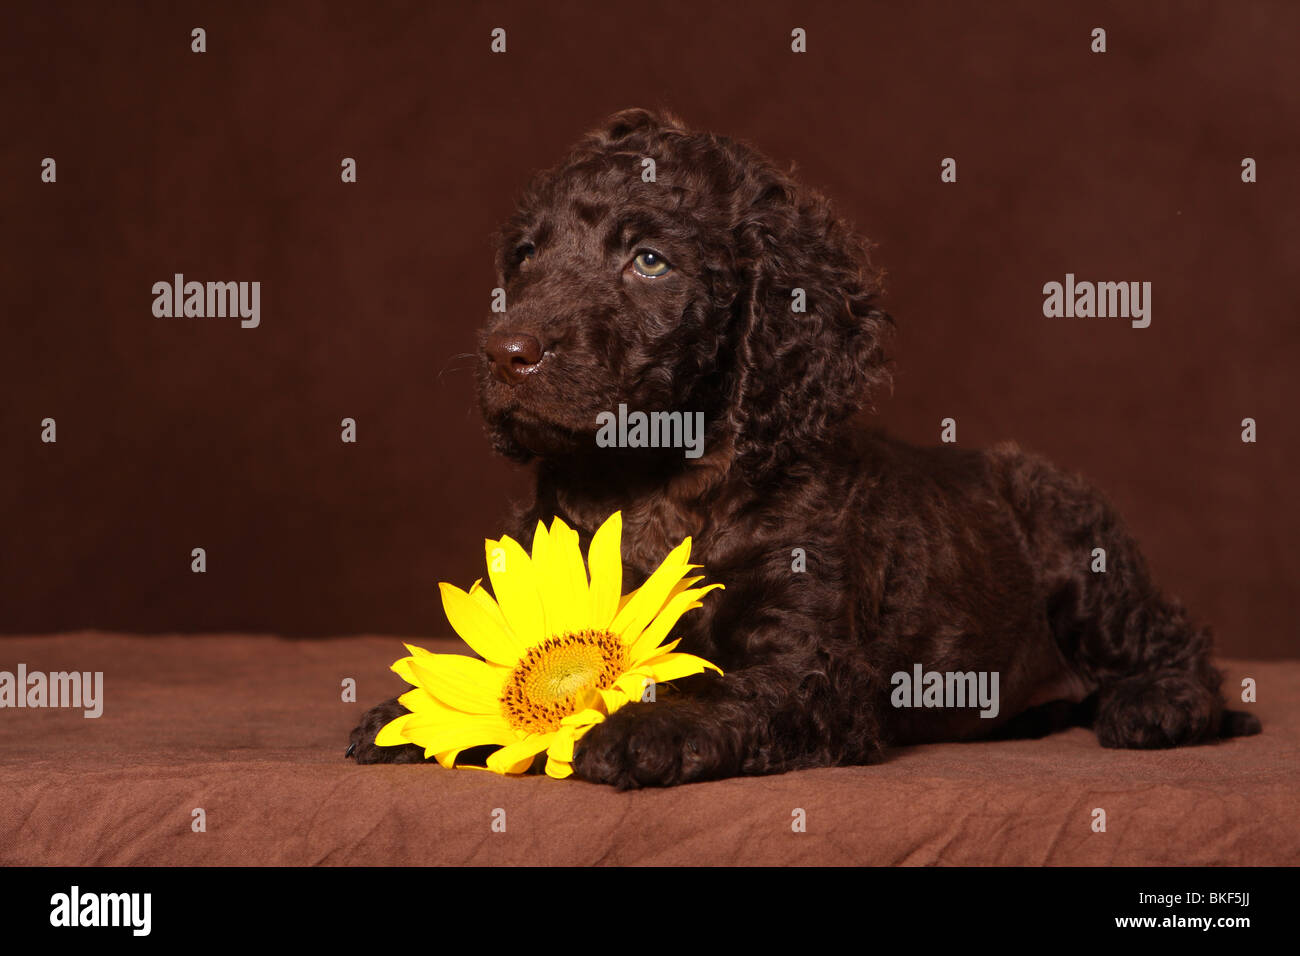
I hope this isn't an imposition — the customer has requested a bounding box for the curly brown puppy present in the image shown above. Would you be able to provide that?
[348,108,1259,787]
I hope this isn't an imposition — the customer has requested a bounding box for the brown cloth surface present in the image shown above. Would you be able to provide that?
[0,633,1294,866]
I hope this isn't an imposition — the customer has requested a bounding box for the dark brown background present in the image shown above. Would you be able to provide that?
[1,1,1296,656]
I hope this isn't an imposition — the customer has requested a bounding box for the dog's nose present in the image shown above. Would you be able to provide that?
[484,331,544,384]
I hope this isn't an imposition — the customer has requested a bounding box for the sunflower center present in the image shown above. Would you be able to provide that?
[500,629,628,734]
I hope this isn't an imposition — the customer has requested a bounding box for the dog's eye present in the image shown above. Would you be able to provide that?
[514,242,536,265]
[631,250,672,278]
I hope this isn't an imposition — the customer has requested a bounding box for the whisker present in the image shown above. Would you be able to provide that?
[437,352,479,382]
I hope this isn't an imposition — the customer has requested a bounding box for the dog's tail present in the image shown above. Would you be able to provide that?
[1219,709,1262,738]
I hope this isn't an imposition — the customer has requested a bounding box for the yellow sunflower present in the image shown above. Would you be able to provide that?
[374,511,723,778]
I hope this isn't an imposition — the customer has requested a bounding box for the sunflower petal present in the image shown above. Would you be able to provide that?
[642,651,725,683]
[485,536,547,646]
[611,537,694,638]
[397,684,461,715]
[614,670,655,700]
[556,518,592,623]
[530,518,550,564]
[544,757,574,779]
[561,706,608,726]
[548,712,605,764]
[374,712,413,747]
[399,715,517,757]
[485,733,553,774]
[535,517,589,639]
[395,653,494,713]
[439,581,524,666]
[627,583,723,662]
[407,654,503,715]
[403,642,443,662]
[587,511,623,628]
[666,575,705,600]
[391,656,418,685]
[467,578,513,633]
[547,726,580,763]
[597,685,631,714]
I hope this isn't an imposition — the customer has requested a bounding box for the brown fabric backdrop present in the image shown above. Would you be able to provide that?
[1,1,1296,655]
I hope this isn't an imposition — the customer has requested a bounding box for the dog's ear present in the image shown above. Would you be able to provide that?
[729,175,893,472]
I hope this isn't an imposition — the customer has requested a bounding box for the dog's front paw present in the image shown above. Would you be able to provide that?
[572,701,725,788]
[347,696,427,764]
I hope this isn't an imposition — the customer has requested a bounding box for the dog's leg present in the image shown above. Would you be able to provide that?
[572,655,885,788]
[347,695,426,764]
[1002,448,1262,748]
[1085,593,1262,748]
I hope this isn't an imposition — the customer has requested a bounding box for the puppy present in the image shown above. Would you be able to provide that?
[349,108,1259,787]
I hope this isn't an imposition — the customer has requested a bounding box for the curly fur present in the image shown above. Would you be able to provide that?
[349,108,1259,787]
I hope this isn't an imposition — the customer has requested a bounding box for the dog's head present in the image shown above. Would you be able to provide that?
[478,108,892,474]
